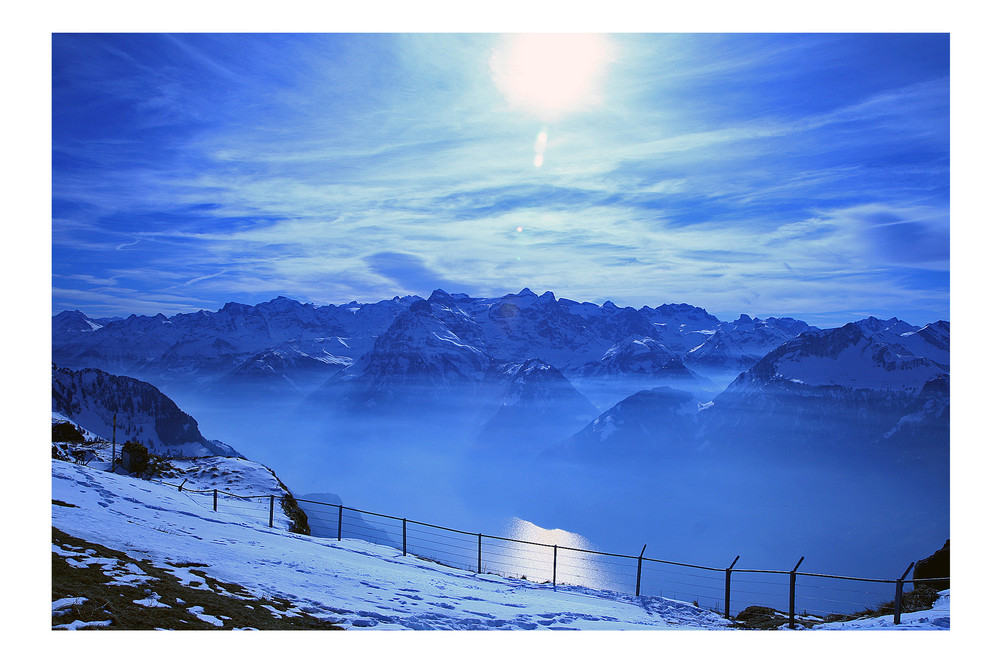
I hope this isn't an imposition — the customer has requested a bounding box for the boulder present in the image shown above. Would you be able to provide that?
[121,441,151,474]
[914,539,949,591]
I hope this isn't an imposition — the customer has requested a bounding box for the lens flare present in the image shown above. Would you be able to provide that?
[533,130,548,168]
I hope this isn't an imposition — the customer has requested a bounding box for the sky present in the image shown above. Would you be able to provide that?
[51,32,951,327]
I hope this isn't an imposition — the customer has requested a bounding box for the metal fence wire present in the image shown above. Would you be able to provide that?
[140,475,948,628]
[291,497,948,627]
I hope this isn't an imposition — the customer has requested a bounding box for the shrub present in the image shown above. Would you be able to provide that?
[281,494,311,535]
[52,421,86,443]
[734,605,789,630]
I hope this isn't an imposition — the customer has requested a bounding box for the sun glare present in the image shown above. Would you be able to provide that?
[491,34,613,119]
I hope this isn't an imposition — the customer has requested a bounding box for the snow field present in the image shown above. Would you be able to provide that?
[51,459,951,633]
[51,460,734,630]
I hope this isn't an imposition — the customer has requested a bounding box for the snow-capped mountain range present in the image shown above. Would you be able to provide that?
[693,319,950,462]
[52,289,814,399]
[567,317,950,463]
[52,289,949,462]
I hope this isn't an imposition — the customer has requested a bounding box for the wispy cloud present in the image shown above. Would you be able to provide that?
[51,33,949,327]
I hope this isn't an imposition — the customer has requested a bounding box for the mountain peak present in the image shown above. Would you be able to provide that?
[517,287,537,298]
[428,289,455,306]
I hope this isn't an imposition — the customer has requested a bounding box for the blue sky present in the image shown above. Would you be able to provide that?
[51,32,950,326]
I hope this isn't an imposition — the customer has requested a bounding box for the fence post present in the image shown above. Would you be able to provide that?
[477,534,482,574]
[402,518,407,556]
[788,556,804,629]
[111,413,117,473]
[213,489,218,512]
[894,561,915,625]
[337,505,343,541]
[268,495,274,528]
[552,545,558,589]
[635,544,647,596]
[724,555,740,620]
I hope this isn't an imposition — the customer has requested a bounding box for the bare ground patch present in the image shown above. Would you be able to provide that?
[52,526,344,630]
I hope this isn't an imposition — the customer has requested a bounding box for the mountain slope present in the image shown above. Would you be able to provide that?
[476,359,598,453]
[314,295,494,413]
[568,336,717,409]
[550,386,702,463]
[53,290,820,405]
[51,295,418,392]
[51,460,736,630]
[52,365,238,458]
[702,319,949,461]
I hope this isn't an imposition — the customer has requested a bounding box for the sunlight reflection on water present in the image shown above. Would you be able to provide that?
[493,517,614,591]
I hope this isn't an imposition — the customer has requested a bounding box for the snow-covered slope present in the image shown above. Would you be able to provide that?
[51,295,418,392]
[50,459,949,630]
[703,318,950,460]
[813,591,950,630]
[51,459,734,630]
[568,337,717,409]
[685,314,818,372]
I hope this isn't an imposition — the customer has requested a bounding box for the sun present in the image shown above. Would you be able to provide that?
[490,34,614,119]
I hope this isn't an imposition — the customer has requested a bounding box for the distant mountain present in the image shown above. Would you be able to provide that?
[476,359,598,454]
[53,292,948,467]
[549,386,701,463]
[568,337,718,410]
[685,314,818,372]
[701,318,950,462]
[296,493,395,546]
[53,291,817,404]
[544,316,950,465]
[315,295,494,413]
[51,365,239,458]
[878,374,950,459]
[51,310,122,336]
[51,295,418,395]
[213,345,353,401]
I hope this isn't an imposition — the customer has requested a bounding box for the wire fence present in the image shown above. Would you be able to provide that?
[292,497,949,627]
[150,478,286,531]
[99,462,948,628]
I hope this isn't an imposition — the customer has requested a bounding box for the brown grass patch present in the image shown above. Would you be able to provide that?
[52,527,344,630]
